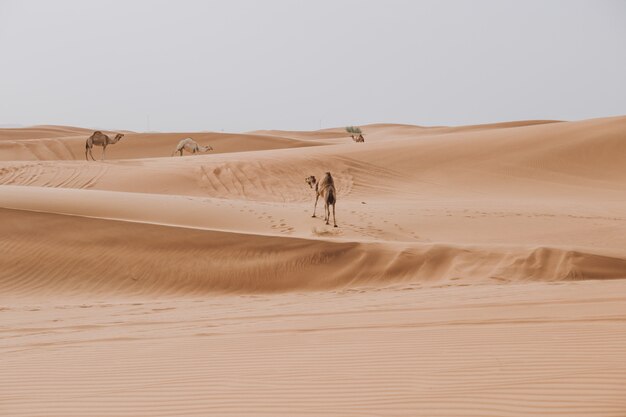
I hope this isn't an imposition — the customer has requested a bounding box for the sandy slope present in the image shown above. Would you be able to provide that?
[1,116,626,416]
[2,208,626,300]
[2,280,625,417]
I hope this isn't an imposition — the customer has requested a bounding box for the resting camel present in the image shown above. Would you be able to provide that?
[85,131,124,161]
[172,137,213,156]
[345,126,362,141]
[306,172,337,227]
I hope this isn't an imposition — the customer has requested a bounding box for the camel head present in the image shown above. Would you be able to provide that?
[114,133,124,142]
[197,145,213,153]
[305,176,317,189]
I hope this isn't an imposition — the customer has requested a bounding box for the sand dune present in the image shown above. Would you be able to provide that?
[0,127,320,161]
[1,116,626,416]
[0,125,94,140]
[2,207,625,299]
[252,119,561,143]
[1,116,625,289]
[3,117,625,197]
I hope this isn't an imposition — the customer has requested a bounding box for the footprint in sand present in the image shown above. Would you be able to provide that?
[312,226,342,237]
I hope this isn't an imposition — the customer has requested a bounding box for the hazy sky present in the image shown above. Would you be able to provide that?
[1,0,625,132]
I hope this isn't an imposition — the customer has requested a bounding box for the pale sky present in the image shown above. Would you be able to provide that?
[0,0,625,132]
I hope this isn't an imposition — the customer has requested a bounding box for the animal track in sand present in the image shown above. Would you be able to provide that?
[269,217,294,234]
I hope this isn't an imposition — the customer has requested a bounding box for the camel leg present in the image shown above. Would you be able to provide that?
[325,203,330,225]
[312,194,319,217]
[86,139,93,161]
[88,146,96,161]
[101,145,106,161]
[332,203,337,227]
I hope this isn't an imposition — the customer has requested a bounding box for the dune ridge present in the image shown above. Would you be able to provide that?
[1,208,624,299]
[0,129,321,161]
[2,116,625,199]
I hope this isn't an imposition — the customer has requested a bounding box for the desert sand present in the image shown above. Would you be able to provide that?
[1,116,626,416]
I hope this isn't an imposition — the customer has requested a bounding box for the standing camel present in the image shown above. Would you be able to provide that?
[306,175,319,216]
[85,131,124,161]
[306,172,337,227]
[172,138,213,156]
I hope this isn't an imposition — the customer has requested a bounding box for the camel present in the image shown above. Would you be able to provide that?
[306,172,337,227]
[346,126,364,142]
[172,137,213,156]
[306,175,319,217]
[85,131,124,161]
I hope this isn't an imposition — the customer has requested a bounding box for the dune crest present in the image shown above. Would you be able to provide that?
[1,208,625,299]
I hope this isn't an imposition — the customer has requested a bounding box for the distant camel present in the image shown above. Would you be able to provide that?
[85,131,124,161]
[346,126,364,142]
[306,172,337,227]
[172,137,213,156]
